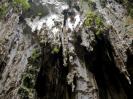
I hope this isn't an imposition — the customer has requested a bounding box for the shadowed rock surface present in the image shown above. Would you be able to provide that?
[0,0,133,99]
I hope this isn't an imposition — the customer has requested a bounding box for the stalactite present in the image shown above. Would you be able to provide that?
[0,0,133,99]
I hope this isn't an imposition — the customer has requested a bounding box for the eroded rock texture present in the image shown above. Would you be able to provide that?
[0,0,133,99]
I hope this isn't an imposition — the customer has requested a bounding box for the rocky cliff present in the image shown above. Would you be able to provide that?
[0,0,133,99]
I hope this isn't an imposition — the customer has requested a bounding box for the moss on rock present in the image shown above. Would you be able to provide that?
[0,3,9,19]
[23,74,34,88]
[18,87,29,99]
[51,46,60,54]
[13,0,30,10]
[84,11,103,28]
[18,49,41,99]
[84,10,109,38]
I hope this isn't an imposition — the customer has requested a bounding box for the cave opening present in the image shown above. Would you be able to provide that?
[35,46,71,99]
[87,35,133,99]
[34,34,133,99]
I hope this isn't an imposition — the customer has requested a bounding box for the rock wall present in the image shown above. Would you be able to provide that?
[0,0,133,99]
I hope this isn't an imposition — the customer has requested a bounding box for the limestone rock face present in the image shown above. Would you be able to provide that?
[0,0,133,99]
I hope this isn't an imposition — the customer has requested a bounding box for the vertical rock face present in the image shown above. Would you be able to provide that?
[0,0,133,99]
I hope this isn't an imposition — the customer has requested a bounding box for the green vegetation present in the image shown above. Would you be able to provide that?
[0,3,8,19]
[37,12,42,16]
[88,0,96,9]
[84,11,95,27]
[130,9,133,17]
[13,0,30,10]
[23,74,34,88]
[18,49,41,99]
[84,11,104,27]
[29,49,41,63]
[0,0,30,20]
[52,46,60,54]
[84,10,107,36]
[18,87,29,99]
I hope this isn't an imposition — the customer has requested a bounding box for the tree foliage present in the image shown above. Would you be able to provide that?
[84,11,103,28]
[13,0,30,10]
[0,3,8,18]
[84,11,107,36]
